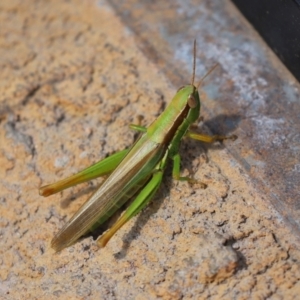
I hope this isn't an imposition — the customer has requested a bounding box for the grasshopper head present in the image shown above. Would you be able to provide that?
[176,84,201,124]
[171,40,217,127]
[176,40,218,125]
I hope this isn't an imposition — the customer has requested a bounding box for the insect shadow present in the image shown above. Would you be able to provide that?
[112,112,242,258]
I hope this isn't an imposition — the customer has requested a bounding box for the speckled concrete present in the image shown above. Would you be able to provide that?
[0,0,300,299]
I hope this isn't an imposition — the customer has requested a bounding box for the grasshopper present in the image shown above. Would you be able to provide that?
[40,41,236,251]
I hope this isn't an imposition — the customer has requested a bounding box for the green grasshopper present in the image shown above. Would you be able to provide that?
[39,41,236,252]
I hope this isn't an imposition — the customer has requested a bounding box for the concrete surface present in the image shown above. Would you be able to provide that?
[0,0,300,299]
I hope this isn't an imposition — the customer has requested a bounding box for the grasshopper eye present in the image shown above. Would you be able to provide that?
[187,94,197,108]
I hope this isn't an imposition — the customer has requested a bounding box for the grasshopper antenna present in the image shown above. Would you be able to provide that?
[197,63,219,89]
[191,40,197,86]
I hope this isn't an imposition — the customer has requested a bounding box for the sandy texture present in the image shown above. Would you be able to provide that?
[0,0,299,299]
